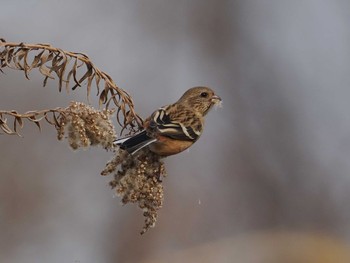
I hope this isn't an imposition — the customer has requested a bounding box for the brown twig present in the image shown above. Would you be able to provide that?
[0,108,64,135]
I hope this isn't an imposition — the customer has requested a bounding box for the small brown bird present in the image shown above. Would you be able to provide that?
[114,86,221,156]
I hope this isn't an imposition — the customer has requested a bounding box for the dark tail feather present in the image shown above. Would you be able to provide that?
[115,131,156,155]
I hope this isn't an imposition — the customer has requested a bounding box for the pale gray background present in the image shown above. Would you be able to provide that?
[2,0,350,262]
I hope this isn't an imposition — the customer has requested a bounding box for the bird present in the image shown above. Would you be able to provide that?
[114,86,221,157]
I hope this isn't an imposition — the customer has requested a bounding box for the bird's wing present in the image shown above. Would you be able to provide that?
[114,130,157,155]
[149,106,202,141]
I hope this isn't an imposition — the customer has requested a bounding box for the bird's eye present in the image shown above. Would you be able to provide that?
[200,92,208,98]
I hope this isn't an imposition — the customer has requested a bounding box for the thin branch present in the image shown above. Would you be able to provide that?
[0,108,65,135]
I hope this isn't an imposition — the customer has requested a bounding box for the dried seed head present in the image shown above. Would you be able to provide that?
[58,102,117,150]
[103,148,167,234]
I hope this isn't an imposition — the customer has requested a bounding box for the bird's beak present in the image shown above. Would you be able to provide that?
[211,95,222,105]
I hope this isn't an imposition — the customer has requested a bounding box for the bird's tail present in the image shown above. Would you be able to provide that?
[114,130,157,155]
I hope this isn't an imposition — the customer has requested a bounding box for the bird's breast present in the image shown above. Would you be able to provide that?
[149,136,194,157]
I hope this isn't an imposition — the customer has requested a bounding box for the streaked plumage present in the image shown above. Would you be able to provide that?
[114,86,221,156]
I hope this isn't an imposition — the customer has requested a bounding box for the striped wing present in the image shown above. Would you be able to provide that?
[150,108,202,141]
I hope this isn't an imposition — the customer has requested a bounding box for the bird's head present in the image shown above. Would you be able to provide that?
[178,86,222,116]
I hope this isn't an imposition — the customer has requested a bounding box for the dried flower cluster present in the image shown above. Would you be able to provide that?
[57,102,116,150]
[102,148,167,234]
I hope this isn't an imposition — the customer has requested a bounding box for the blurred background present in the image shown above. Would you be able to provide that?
[2,0,350,262]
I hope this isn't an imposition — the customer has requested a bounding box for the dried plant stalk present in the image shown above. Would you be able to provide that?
[0,38,143,135]
[0,108,65,135]
[0,102,117,150]
[0,38,169,234]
